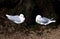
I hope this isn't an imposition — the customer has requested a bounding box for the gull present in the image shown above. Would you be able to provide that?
[6,14,25,24]
[36,15,56,25]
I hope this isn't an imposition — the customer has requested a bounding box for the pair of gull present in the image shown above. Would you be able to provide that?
[6,14,56,25]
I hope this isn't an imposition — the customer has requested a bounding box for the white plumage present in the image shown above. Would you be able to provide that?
[6,14,25,24]
[36,15,56,25]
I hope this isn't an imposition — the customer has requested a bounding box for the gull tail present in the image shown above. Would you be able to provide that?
[6,14,11,18]
[50,20,56,23]
[44,20,56,25]
[6,14,9,17]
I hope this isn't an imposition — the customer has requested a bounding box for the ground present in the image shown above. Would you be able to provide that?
[0,25,60,39]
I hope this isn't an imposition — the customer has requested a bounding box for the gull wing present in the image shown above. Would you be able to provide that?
[7,15,21,22]
[38,17,49,23]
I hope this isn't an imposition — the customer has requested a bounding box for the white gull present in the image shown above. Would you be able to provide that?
[6,14,25,24]
[36,15,56,25]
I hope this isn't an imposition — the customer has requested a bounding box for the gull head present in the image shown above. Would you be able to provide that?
[36,15,42,22]
[19,14,25,23]
[20,14,24,17]
[36,15,42,19]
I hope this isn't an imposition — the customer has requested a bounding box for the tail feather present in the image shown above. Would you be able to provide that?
[44,20,56,25]
[50,20,56,22]
[6,14,11,19]
[6,14,9,17]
